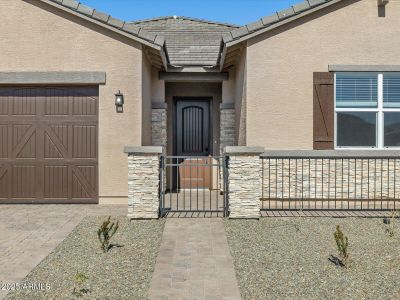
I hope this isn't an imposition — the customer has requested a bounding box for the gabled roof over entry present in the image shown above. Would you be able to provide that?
[131,16,239,67]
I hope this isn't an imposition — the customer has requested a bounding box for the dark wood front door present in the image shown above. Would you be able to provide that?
[0,86,98,204]
[176,100,210,156]
[175,99,211,189]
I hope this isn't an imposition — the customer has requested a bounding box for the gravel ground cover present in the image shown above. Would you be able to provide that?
[6,216,165,300]
[224,217,400,300]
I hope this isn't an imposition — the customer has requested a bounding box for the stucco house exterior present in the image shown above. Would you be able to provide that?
[1,0,399,206]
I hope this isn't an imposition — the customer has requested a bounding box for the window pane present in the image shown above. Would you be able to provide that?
[336,73,378,108]
[383,74,400,108]
[337,112,376,147]
[384,112,400,147]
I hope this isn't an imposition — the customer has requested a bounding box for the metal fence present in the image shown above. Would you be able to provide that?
[261,151,400,211]
[159,156,228,216]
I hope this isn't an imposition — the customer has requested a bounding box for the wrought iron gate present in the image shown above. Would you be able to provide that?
[159,156,229,217]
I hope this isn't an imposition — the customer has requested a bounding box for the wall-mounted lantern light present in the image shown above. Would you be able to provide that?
[378,0,389,6]
[115,90,124,113]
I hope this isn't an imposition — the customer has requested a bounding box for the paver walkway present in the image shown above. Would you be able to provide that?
[0,205,125,300]
[149,218,241,300]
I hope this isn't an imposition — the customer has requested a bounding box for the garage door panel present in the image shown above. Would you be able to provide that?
[72,165,97,198]
[45,89,70,116]
[73,125,97,158]
[44,128,68,159]
[44,133,63,159]
[73,95,97,116]
[0,125,7,158]
[77,165,97,192]
[0,165,9,199]
[0,86,98,203]
[0,98,8,115]
[16,130,36,159]
[44,165,69,199]
[12,165,37,198]
[13,89,37,115]
[49,125,69,150]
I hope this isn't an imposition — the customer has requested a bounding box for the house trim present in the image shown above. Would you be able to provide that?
[0,72,106,85]
[159,72,229,82]
[329,65,400,72]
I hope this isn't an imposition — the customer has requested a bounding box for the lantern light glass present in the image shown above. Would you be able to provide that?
[115,91,124,106]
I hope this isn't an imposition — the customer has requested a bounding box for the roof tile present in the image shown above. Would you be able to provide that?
[246,20,264,32]
[154,35,165,46]
[231,27,249,39]
[308,0,327,7]
[122,23,140,35]
[261,13,279,26]
[92,10,110,23]
[222,32,233,41]
[76,3,94,16]
[277,7,295,19]
[293,1,311,13]
[62,0,78,9]
[107,17,124,28]
[138,30,157,42]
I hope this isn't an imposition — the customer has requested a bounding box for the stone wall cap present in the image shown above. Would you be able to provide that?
[124,146,163,154]
[152,101,168,109]
[225,146,265,155]
[220,102,235,110]
[261,150,400,158]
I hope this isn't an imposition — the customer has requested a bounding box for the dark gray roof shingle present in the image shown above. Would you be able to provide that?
[131,16,239,67]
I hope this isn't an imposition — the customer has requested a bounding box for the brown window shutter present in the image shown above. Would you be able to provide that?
[313,72,334,150]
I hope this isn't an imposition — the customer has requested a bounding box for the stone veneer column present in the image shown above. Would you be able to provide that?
[225,146,264,219]
[124,146,163,219]
[151,102,167,148]
[220,103,236,154]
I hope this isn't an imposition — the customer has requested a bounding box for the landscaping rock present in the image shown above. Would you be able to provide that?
[224,217,400,300]
[6,216,165,300]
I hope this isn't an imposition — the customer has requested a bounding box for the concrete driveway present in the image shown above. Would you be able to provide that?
[0,205,126,299]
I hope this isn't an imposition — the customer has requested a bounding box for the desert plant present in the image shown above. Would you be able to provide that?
[384,210,399,237]
[97,216,119,253]
[334,225,349,267]
[72,272,90,298]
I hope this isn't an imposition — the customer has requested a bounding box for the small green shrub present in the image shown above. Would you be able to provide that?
[72,272,90,298]
[334,225,349,267]
[97,216,119,253]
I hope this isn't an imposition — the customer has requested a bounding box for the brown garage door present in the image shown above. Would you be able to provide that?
[0,86,98,204]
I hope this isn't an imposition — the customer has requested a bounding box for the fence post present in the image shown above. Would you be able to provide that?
[225,146,264,219]
[124,146,164,219]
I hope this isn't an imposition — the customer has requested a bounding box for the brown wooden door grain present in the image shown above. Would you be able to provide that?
[0,86,98,203]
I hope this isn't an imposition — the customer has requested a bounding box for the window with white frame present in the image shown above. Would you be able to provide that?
[335,72,400,148]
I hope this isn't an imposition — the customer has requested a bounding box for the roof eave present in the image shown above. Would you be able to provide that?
[35,0,166,52]
[225,0,345,48]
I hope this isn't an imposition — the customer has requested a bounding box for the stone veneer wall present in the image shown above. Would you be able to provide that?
[220,107,236,154]
[261,152,400,210]
[151,108,167,148]
[125,147,162,219]
[226,147,264,218]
